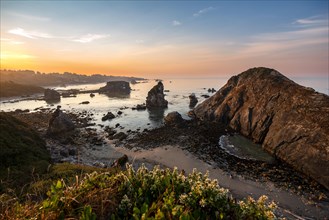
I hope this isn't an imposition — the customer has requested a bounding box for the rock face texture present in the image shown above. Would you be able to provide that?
[102,112,115,121]
[189,93,198,108]
[146,82,168,108]
[164,111,184,126]
[192,67,329,189]
[99,81,131,95]
[47,110,75,136]
[44,89,60,101]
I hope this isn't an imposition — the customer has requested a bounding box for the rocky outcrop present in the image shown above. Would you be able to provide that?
[99,81,131,95]
[102,112,115,121]
[192,67,329,189]
[189,93,198,108]
[164,111,184,127]
[146,82,168,108]
[132,104,146,111]
[44,89,60,101]
[47,108,75,136]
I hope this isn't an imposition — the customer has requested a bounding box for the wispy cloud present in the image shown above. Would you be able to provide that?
[135,39,145,44]
[293,15,328,27]
[72,34,110,43]
[0,38,25,45]
[1,52,36,59]
[238,16,328,56]
[193,7,214,17]
[172,20,182,26]
[8,28,52,39]
[9,12,50,22]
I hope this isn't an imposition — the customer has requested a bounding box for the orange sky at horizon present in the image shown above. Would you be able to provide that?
[1,1,328,79]
[1,38,328,78]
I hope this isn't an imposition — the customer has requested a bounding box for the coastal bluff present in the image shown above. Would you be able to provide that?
[192,67,329,189]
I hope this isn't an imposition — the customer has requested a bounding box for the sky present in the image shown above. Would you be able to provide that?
[0,0,328,78]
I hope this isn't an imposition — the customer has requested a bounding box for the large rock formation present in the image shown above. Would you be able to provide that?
[192,67,329,189]
[146,82,168,108]
[189,93,198,108]
[99,81,131,95]
[47,107,75,136]
[44,89,60,101]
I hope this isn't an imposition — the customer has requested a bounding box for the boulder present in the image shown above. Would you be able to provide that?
[102,112,115,121]
[44,89,60,101]
[113,132,127,141]
[134,104,146,110]
[164,111,184,126]
[189,93,198,108]
[146,82,168,108]
[47,108,75,135]
[99,81,131,95]
[192,67,329,189]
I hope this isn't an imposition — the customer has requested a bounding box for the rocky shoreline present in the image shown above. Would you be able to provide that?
[7,109,329,218]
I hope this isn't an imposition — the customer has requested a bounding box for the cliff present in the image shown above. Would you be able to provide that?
[192,67,329,189]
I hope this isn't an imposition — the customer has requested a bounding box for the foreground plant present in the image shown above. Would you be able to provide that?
[1,164,277,219]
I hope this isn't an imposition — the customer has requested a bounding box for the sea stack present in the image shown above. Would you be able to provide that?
[44,89,60,101]
[189,93,198,108]
[146,81,168,108]
[192,67,329,189]
[98,81,131,95]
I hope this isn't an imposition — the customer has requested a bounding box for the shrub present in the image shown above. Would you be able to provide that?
[2,164,278,219]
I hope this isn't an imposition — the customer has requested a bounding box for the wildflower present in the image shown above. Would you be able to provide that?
[179,194,188,204]
[199,198,207,207]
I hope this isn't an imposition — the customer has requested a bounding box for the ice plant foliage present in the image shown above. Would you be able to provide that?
[2,164,278,219]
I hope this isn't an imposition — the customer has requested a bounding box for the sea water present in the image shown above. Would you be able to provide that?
[0,77,327,133]
[0,78,227,132]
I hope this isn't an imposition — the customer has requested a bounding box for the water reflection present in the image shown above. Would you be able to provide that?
[45,99,61,105]
[147,107,165,126]
[219,134,275,163]
[103,93,130,99]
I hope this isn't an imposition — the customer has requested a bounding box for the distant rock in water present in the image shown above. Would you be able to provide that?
[47,106,75,136]
[146,81,168,108]
[99,81,131,95]
[102,112,115,121]
[189,93,198,108]
[192,67,329,189]
[44,89,60,101]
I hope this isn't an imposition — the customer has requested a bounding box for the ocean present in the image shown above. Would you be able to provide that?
[0,77,327,133]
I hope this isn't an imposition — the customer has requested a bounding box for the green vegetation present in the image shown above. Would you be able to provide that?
[0,112,50,192]
[0,112,277,219]
[0,81,44,97]
[1,164,277,219]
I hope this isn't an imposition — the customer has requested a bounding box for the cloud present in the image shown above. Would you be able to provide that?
[193,7,214,17]
[1,52,36,59]
[293,15,328,27]
[238,16,328,56]
[72,34,110,43]
[135,39,145,44]
[172,20,182,26]
[8,28,52,39]
[0,38,25,45]
[9,12,50,22]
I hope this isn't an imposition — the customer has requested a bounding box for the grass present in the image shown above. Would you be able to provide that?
[0,112,278,219]
[0,112,50,194]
